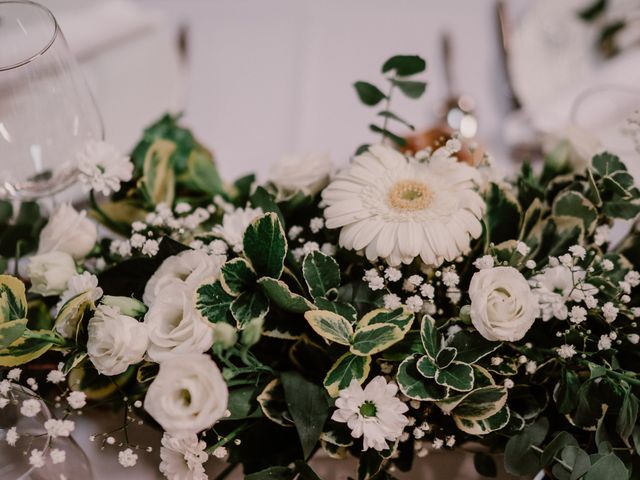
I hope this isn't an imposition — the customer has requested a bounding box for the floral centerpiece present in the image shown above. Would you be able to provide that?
[1,55,640,480]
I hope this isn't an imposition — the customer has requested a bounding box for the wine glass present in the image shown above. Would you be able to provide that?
[0,0,103,200]
[0,384,94,479]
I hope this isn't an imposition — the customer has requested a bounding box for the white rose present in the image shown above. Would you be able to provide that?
[38,204,97,259]
[144,353,228,435]
[87,305,148,376]
[27,252,76,296]
[143,250,225,306]
[268,152,331,196]
[468,266,538,342]
[143,285,214,362]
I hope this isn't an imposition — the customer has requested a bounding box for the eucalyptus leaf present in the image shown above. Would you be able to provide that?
[353,82,386,106]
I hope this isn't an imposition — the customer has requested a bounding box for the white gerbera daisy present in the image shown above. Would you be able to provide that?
[332,376,409,451]
[159,433,208,480]
[322,145,484,266]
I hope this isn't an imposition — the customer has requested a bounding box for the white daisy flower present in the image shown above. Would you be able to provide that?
[159,433,208,480]
[331,376,409,452]
[77,140,133,195]
[211,207,263,253]
[322,145,484,266]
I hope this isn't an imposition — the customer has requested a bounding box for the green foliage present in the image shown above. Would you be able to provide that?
[353,55,426,151]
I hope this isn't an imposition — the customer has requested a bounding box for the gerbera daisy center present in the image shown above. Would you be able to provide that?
[359,400,378,418]
[387,180,432,212]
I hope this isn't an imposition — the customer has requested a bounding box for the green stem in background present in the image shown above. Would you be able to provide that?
[530,445,573,472]
[380,78,396,144]
[14,239,25,277]
[207,424,249,454]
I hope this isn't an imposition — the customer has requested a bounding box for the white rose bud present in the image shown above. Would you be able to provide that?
[143,250,225,307]
[144,285,214,362]
[87,305,148,376]
[212,322,238,350]
[268,153,331,196]
[27,252,76,296]
[469,266,538,342]
[101,295,147,318]
[38,204,97,260]
[144,353,228,435]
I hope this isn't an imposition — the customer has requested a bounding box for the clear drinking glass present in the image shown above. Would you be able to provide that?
[0,0,103,200]
[0,384,94,479]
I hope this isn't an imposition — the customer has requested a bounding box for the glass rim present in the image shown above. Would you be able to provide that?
[0,0,60,72]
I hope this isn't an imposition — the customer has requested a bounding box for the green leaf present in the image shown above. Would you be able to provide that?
[250,186,285,227]
[0,201,12,225]
[504,417,550,476]
[243,213,287,279]
[54,291,97,340]
[353,81,386,106]
[368,124,407,147]
[420,315,440,359]
[245,466,294,480]
[350,324,403,356]
[178,147,224,196]
[553,369,580,415]
[220,258,256,296]
[391,79,426,98]
[195,282,234,323]
[356,307,414,334]
[302,251,340,299]
[381,55,426,76]
[0,318,27,348]
[257,379,293,426]
[447,329,500,364]
[584,453,628,480]
[257,277,315,314]
[281,371,330,459]
[601,200,640,219]
[485,182,522,244]
[473,453,497,478]
[455,405,510,435]
[439,385,508,420]
[592,152,626,176]
[230,290,269,329]
[616,391,638,442]
[552,191,598,235]
[324,353,371,397]
[540,432,579,466]
[0,275,27,322]
[561,446,591,480]
[314,297,357,322]
[578,0,607,21]
[416,355,438,378]
[304,310,353,345]
[141,139,176,206]
[377,111,414,130]
[397,355,447,401]
[435,362,474,392]
[435,347,457,369]
[0,331,55,366]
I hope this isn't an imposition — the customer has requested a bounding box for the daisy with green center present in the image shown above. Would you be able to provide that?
[322,145,484,266]
[331,376,409,451]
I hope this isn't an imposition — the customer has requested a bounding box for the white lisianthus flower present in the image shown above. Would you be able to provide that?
[469,266,538,342]
[77,140,133,195]
[322,145,484,266]
[144,285,214,362]
[143,249,225,306]
[144,353,228,435]
[38,204,97,260]
[211,207,263,253]
[87,305,148,376]
[530,265,597,321]
[159,433,208,480]
[332,376,409,451]
[268,152,332,196]
[27,252,76,296]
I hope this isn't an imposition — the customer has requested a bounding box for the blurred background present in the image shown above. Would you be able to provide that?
[34,0,640,184]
